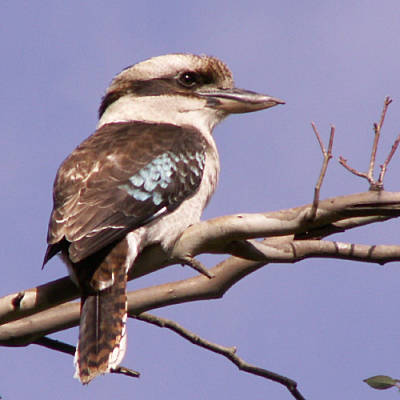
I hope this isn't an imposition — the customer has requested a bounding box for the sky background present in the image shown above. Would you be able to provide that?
[1,1,400,399]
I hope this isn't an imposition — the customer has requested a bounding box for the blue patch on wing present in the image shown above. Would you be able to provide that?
[118,151,205,206]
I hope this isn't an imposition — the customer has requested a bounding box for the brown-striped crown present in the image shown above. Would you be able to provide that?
[98,54,234,118]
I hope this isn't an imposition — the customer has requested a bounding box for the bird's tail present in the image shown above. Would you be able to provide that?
[74,256,128,384]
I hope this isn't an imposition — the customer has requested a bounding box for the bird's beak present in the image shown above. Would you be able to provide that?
[198,88,285,114]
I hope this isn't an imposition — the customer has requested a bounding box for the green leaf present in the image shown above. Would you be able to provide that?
[363,375,397,390]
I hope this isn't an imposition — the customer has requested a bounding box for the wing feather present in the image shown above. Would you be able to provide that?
[45,121,206,263]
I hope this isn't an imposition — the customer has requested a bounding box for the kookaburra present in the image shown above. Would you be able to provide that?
[43,53,284,383]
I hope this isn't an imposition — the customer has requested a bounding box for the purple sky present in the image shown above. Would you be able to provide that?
[1,2,400,399]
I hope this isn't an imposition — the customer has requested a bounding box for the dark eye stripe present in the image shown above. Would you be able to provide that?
[98,71,217,118]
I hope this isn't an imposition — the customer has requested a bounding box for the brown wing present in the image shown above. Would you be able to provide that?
[44,121,206,264]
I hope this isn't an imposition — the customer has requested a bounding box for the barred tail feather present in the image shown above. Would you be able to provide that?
[74,260,128,384]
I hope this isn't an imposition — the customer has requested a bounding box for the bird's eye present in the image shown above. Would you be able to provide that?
[178,72,198,88]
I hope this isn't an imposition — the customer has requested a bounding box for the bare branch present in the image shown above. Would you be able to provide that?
[311,121,326,153]
[339,97,396,190]
[34,336,75,355]
[0,277,77,325]
[2,237,400,347]
[134,312,305,400]
[111,366,141,379]
[378,133,400,184]
[34,337,140,378]
[1,191,400,333]
[339,157,371,181]
[177,255,215,279]
[369,97,393,180]
[309,123,335,219]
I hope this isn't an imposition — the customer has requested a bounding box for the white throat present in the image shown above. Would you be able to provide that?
[97,94,226,139]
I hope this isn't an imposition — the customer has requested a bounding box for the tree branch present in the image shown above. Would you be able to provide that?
[1,193,400,346]
[134,312,306,400]
[378,133,400,184]
[1,191,400,330]
[369,97,392,182]
[308,122,335,220]
[34,337,140,378]
[339,97,396,190]
[1,98,399,398]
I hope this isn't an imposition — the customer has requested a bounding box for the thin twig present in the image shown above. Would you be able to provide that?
[378,133,400,184]
[339,97,394,190]
[369,97,393,180]
[339,157,370,180]
[111,366,140,379]
[33,337,140,378]
[133,312,306,400]
[311,121,326,153]
[179,255,215,279]
[308,123,335,220]
[34,336,75,355]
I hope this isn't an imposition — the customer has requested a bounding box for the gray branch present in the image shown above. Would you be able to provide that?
[134,312,305,400]
[1,190,399,346]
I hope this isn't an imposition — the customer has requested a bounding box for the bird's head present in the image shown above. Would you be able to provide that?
[98,53,284,133]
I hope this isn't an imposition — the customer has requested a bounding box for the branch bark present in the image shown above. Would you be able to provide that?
[1,190,399,346]
[134,312,306,400]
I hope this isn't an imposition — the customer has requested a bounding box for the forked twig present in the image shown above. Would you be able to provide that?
[308,122,335,220]
[378,134,400,184]
[339,97,398,190]
[338,157,370,180]
[369,97,393,180]
[133,312,306,400]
